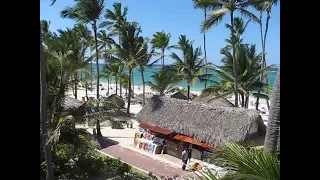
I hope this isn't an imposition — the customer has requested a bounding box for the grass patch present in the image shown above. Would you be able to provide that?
[130,166,149,177]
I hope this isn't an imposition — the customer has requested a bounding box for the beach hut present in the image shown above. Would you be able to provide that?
[60,96,86,117]
[171,91,197,100]
[192,96,235,107]
[135,93,153,104]
[106,94,125,109]
[136,95,266,160]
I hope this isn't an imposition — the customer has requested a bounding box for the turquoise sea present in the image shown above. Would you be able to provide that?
[88,64,278,92]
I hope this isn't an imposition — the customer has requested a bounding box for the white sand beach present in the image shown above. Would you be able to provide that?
[67,82,270,124]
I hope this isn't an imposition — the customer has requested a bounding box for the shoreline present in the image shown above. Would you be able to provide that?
[67,82,269,111]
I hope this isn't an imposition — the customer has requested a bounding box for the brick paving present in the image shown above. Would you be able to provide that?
[97,137,197,179]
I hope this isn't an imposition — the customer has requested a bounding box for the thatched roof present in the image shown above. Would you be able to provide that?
[61,96,84,111]
[135,93,153,104]
[171,91,197,100]
[136,95,265,147]
[106,94,125,108]
[192,96,235,107]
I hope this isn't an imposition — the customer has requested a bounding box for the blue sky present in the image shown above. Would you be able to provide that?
[40,0,280,66]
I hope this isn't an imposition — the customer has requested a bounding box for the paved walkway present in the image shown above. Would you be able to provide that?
[97,137,197,179]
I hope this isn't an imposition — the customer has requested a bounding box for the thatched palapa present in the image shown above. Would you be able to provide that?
[61,96,85,111]
[106,94,125,108]
[171,91,197,100]
[192,96,235,107]
[136,95,265,147]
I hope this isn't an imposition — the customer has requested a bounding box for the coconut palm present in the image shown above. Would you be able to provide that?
[151,31,172,68]
[104,58,123,95]
[145,69,181,96]
[136,39,155,105]
[171,35,209,99]
[112,22,145,114]
[101,2,129,96]
[74,23,94,83]
[199,0,259,107]
[120,73,130,96]
[193,0,212,88]
[53,27,91,100]
[202,44,274,108]
[97,29,115,53]
[40,23,54,180]
[197,143,280,180]
[61,0,105,100]
[264,69,280,154]
[253,0,279,110]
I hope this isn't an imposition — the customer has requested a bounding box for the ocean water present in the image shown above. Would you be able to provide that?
[88,64,278,92]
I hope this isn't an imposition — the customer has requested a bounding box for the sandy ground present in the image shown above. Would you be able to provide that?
[68,82,270,125]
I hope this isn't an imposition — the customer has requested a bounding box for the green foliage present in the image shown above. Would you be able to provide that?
[145,69,181,95]
[276,137,280,160]
[41,143,131,180]
[202,20,274,107]
[220,143,279,180]
[171,35,211,98]
[196,143,280,180]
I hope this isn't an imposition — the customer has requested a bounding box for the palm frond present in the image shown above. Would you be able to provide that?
[201,11,226,32]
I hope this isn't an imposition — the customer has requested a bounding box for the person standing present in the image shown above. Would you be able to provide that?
[181,147,189,171]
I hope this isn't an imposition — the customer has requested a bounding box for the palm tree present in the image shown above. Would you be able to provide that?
[203,44,273,107]
[104,58,122,95]
[97,29,115,53]
[193,0,212,88]
[136,39,155,105]
[101,2,129,97]
[40,23,54,180]
[200,0,259,107]
[151,31,172,68]
[120,73,130,96]
[264,69,280,154]
[61,0,105,100]
[253,0,279,110]
[197,143,280,180]
[112,22,145,113]
[146,69,181,96]
[171,35,208,99]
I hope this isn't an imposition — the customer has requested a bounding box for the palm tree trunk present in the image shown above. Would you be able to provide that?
[85,84,88,98]
[257,10,271,110]
[132,71,135,98]
[93,22,100,99]
[266,99,270,109]
[118,33,123,97]
[264,69,280,154]
[115,79,118,95]
[141,71,145,106]
[74,78,77,99]
[96,118,102,136]
[204,8,208,88]
[90,47,93,92]
[230,11,239,107]
[107,77,110,95]
[162,49,165,68]
[256,11,264,110]
[120,73,122,96]
[241,93,244,107]
[40,25,54,180]
[245,95,249,108]
[187,85,190,99]
[127,68,132,114]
